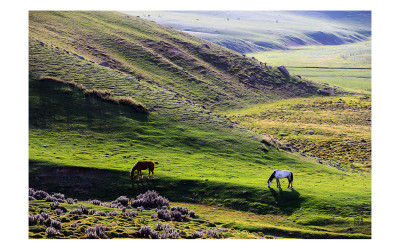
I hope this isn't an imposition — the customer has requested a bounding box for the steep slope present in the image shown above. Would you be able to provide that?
[123,11,371,53]
[29,11,329,112]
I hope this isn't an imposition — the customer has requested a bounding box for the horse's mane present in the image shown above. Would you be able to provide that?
[267,170,276,182]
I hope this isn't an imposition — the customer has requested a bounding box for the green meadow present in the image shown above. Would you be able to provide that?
[28,11,371,239]
[247,41,371,94]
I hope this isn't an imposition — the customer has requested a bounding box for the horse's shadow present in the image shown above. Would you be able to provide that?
[268,187,302,215]
[130,178,155,193]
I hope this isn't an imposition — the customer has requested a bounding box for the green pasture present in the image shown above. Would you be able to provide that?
[29,78,371,238]
[247,41,371,94]
[28,11,371,238]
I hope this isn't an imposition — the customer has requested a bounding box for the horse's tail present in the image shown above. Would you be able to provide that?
[290,172,294,184]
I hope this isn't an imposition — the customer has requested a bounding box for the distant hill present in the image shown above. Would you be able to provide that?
[123,11,371,54]
[29,11,328,112]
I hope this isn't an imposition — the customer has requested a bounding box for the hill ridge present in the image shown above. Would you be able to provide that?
[29,11,333,112]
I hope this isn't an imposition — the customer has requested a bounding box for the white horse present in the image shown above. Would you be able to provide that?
[267,170,293,188]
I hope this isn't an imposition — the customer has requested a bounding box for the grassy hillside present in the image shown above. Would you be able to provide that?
[123,11,371,53]
[223,96,371,170]
[29,11,328,112]
[29,11,371,239]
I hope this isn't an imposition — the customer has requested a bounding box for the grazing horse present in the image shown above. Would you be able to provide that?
[130,161,155,180]
[267,170,293,188]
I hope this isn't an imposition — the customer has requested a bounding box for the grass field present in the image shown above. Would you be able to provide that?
[28,11,371,239]
[247,41,371,94]
[223,96,371,170]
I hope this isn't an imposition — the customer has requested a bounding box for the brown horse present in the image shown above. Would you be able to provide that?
[130,161,155,180]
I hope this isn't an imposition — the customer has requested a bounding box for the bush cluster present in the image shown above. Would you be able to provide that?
[86,224,107,239]
[131,190,170,209]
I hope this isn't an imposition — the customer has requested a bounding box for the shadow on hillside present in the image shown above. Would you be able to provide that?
[269,187,302,214]
[29,79,149,131]
[29,160,304,215]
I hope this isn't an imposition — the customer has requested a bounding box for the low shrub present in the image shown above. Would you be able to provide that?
[115,196,129,206]
[86,225,107,239]
[50,219,62,230]
[188,210,196,218]
[87,199,101,206]
[124,210,138,218]
[138,225,153,238]
[29,215,36,226]
[191,231,203,239]
[53,209,63,215]
[94,211,107,216]
[157,209,172,221]
[46,227,59,237]
[131,190,169,209]
[49,201,59,210]
[107,211,119,217]
[204,229,222,239]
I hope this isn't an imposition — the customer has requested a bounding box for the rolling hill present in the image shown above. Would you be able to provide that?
[123,11,371,53]
[29,11,332,112]
[28,11,371,239]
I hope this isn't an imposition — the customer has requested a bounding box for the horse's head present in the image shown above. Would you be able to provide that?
[268,180,272,188]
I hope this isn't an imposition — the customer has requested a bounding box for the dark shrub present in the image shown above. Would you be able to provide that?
[69,208,83,215]
[35,214,45,224]
[86,224,107,239]
[204,229,222,239]
[124,210,138,218]
[87,199,101,206]
[115,196,129,206]
[50,219,62,230]
[161,226,180,239]
[46,227,58,237]
[188,210,196,218]
[94,211,107,216]
[171,210,182,221]
[191,231,203,239]
[138,225,153,238]
[150,230,160,239]
[157,209,171,221]
[150,214,157,219]
[52,193,65,201]
[29,215,36,226]
[66,198,74,204]
[45,195,57,202]
[70,223,78,228]
[131,190,169,209]
[171,206,189,215]
[88,209,98,215]
[53,209,63,215]
[29,196,36,201]
[40,212,49,220]
[79,205,89,214]
[107,211,119,217]
[49,201,59,210]
[33,190,49,200]
[29,188,35,196]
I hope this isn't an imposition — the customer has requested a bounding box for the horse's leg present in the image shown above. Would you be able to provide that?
[287,177,290,188]
[147,169,150,179]
[277,179,280,188]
